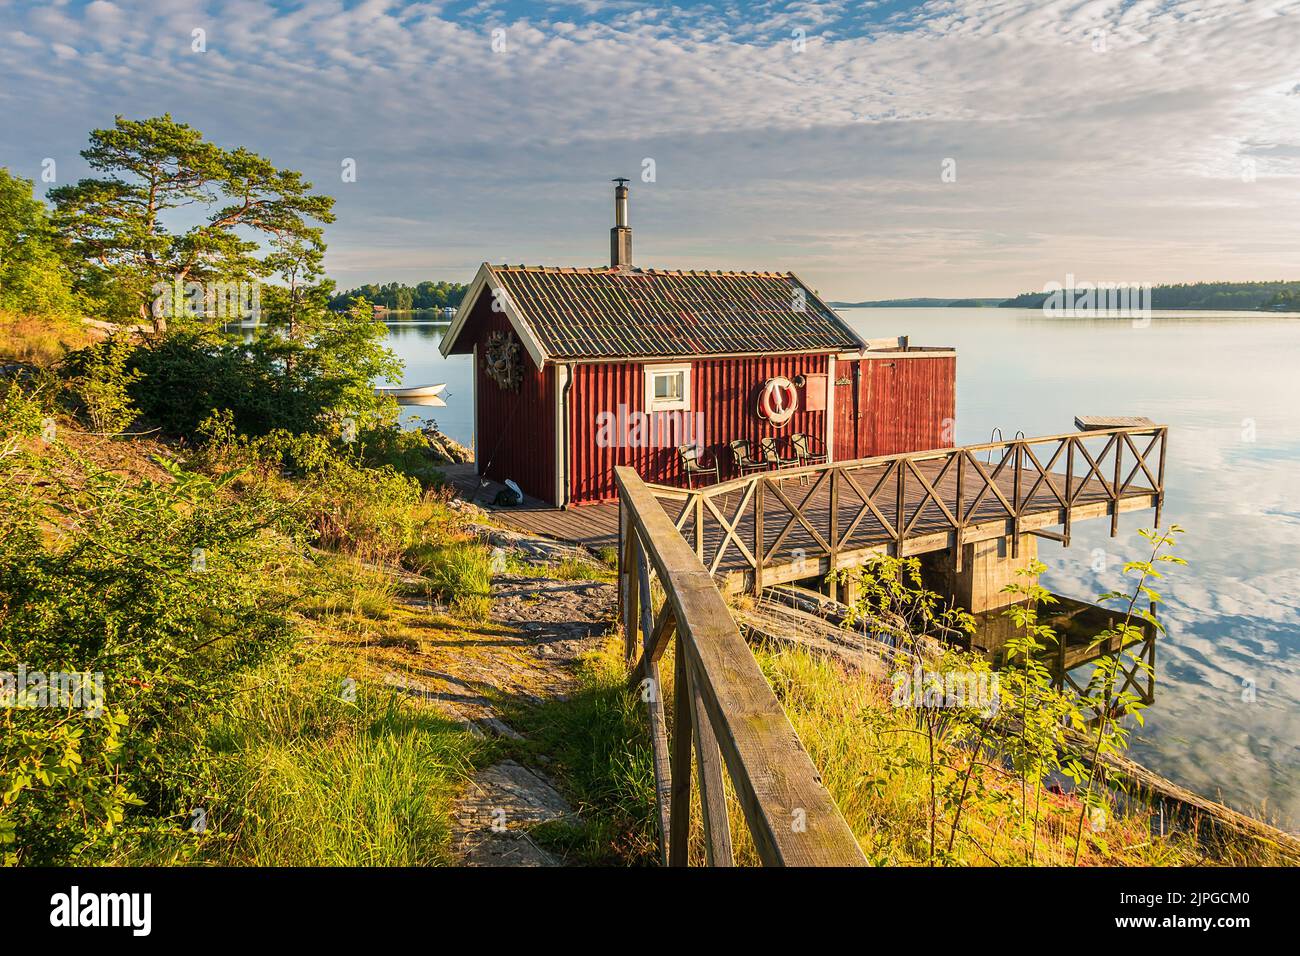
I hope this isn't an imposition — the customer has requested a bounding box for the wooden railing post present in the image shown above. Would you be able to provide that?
[1111,433,1123,536]
[694,494,704,561]
[668,644,693,866]
[620,511,638,662]
[1154,427,1168,528]
[828,467,839,599]
[754,477,765,595]
[1011,441,1023,558]
[688,657,734,866]
[1064,438,1074,547]
[895,460,906,557]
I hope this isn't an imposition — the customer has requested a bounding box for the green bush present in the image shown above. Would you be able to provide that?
[58,334,142,433]
[123,302,400,440]
[195,412,426,561]
[0,396,302,863]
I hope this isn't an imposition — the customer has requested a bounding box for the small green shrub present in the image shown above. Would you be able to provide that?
[405,541,493,604]
[58,334,142,433]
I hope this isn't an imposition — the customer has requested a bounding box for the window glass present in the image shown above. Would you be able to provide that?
[654,372,683,401]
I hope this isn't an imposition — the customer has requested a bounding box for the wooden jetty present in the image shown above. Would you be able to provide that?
[443,423,1165,584]
[647,424,1166,600]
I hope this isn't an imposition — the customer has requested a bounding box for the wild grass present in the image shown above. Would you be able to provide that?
[552,555,612,581]
[749,642,1279,866]
[0,309,91,365]
[188,650,480,866]
[502,636,660,864]
[519,633,1285,866]
[405,539,494,621]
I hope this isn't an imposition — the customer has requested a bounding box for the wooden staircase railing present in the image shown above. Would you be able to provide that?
[616,465,866,867]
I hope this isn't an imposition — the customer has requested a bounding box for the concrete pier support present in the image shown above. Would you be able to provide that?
[921,534,1038,614]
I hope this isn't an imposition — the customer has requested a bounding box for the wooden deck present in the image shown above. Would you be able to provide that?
[440,425,1167,593]
[438,463,620,550]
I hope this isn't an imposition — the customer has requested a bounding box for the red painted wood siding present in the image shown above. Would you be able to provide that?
[566,355,830,505]
[833,356,955,460]
[470,299,556,502]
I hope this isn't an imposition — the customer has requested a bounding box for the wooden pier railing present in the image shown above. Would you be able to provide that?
[648,425,1167,594]
[615,465,866,867]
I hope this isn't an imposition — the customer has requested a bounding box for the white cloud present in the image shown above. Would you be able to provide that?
[2,0,1300,296]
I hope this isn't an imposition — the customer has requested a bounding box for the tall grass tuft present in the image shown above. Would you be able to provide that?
[405,539,494,620]
[191,654,481,866]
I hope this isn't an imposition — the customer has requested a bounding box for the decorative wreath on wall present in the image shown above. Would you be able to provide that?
[483,330,524,390]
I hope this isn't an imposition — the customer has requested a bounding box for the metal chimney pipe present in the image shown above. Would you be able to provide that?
[610,177,632,268]
[614,180,629,227]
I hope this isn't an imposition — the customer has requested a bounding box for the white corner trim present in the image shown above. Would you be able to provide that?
[554,363,569,506]
[826,354,836,463]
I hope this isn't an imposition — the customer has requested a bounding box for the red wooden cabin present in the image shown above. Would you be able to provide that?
[440,183,955,507]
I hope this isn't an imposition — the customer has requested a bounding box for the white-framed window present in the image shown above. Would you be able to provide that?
[645,363,691,412]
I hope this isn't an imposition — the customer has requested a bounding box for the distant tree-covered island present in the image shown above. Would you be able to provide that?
[829,297,1005,308]
[834,282,1300,312]
[329,280,467,312]
[998,281,1300,312]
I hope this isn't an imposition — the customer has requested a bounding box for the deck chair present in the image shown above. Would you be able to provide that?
[759,435,799,470]
[791,432,829,468]
[728,439,768,477]
[677,444,720,488]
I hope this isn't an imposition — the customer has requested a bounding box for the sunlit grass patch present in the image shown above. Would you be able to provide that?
[187,651,483,866]
[502,636,659,865]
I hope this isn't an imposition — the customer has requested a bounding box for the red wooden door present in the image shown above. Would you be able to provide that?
[833,360,861,461]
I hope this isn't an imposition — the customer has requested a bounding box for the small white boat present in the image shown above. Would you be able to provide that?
[374,382,447,399]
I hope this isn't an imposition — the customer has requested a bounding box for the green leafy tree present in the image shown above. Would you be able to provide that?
[48,115,334,330]
[262,230,333,340]
[0,168,78,316]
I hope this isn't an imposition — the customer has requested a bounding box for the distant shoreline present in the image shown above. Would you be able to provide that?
[832,280,1300,312]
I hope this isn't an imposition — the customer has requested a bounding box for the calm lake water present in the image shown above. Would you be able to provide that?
[382,308,1300,829]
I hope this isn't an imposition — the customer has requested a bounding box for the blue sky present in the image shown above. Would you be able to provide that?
[2,0,1298,297]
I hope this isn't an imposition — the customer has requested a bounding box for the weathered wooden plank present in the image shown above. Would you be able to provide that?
[688,657,735,866]
[668,647,693,866]
[646,659,673,866]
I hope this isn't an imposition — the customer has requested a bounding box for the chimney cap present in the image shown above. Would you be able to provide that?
[612,176,629,186]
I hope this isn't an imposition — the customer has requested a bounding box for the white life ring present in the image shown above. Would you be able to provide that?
[758,376,798,427]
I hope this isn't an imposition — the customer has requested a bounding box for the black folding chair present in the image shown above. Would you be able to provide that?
[792,432,829,468]
[677,444,720,488]
[728,439,768,477]
[760,435,799,471]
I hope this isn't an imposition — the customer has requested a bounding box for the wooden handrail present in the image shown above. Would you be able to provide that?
[644,424,1166,498]
[616,465,866,867]
[650,426,1167,592]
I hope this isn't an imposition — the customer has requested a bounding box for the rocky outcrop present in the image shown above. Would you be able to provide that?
[420,424,473,464]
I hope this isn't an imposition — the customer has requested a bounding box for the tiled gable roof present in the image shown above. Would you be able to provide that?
[482,265,862,360]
